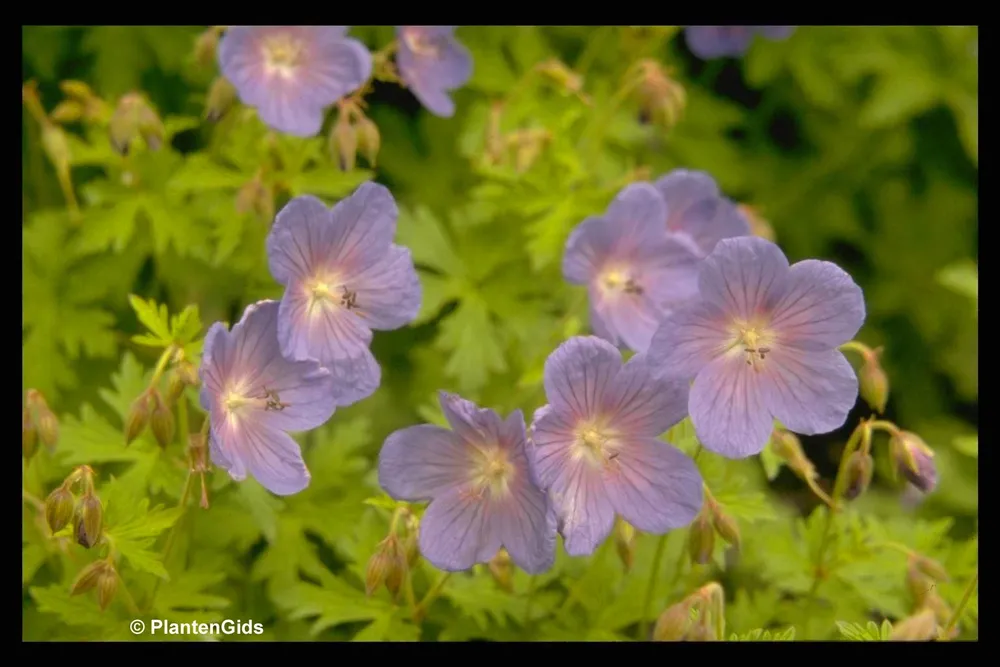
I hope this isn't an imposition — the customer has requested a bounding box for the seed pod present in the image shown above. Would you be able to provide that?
[96,565,119,611]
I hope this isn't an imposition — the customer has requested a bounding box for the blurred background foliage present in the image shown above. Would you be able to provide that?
[22,25,977,641]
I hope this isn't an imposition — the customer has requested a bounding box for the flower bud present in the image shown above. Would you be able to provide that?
[842,450,874,501]
[59,80,94,100]
[859,352,889,414]
[194,28,221,68]
[770,428,817,480]
[137,103,165,151]
[45,485,76,534]
[688,510,715,566]
[125,392,153,445]
[652,600,693,641]
[96,565,119,611]
[167,370,186,404]
[355,116,381,168]
[41,124,73,173]
[890,608,938,641]
[36,406,59,451]
[75,492,104,549]
[403,515,420,568]
[329,117,357,171]
[914,555,949,582]
[710,508,740,551]
[22,406,38,459]
[204,76,236,123]
[366,535,404,597]
[177,360,199,387]
[149,392,175,448]
[890,431,938,493]
[109,93,142,154]
[488,548,513,593]
[70,560,109,596]
[50,100,84,124]
[536,59,585,98]
[615,519,636,572]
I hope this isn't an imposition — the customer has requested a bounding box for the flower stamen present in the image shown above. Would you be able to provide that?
[262,33,305,77]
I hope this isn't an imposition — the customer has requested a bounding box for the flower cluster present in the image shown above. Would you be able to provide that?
[199,183,421,495]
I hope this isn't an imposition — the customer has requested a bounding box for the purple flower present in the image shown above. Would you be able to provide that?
[378,392,557,573]
[218,26,372,137]
[653,169,751,258]
[646,236,865,459]
[562,183,702,354]
[199,300,340,496]
[396,26,473,118]
[529,336,703,557]
[685,26,796,59]
[266,182,421,407]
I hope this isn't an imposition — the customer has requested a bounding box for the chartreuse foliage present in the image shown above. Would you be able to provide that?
[23,26,976,641]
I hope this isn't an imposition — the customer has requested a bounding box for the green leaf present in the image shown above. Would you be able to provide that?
[435,294,507,393]
[236,479,285,543]
[167,154,250,193]
[835,619,891,641]
[953,435,978,458]
[128,295,173,345]
[103,488,183,579]
[286,169,373,199]
[273,578,394,637]
[729,626,796,641]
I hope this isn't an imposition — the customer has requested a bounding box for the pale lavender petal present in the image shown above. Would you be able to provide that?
[296,37,372,109]
[255,87,327,138]
[326,181,398,272]
[757,26,796,40]
[645,301,732,380]
[378,424,473,501]
[633,236,703,314]
[653,169,720,228]
[669,197,751,258]
[698,236,789,321]
[762,348,858,435]
[418,486,501,571]
[769,260,866,351]
[349,245,421,330]
[396,25,472,118]
[439,390,504,446]
[603,183,670,253]
[604,437,703,533]
[529,405,616,556]
[562,215,614,285]
[685,26,754,59]
[589,285,662,353]
[213,418,310,496]
[267,195,334,286]
[604,354,690,437]
[690,353,773,458]
[208,428,245,481]
[542,336,622,420]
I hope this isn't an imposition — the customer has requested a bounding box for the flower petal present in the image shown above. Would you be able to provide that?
[698,236,789,321]
[769,259,865,351]
[605,354,690,437]
[685,26,754,59]
[350,245,422,330]
[762,348,858,435]
[690,353,773,458]
[267,195,334,286]
[327,181,399,272]
[529,405,615,556]
[212,417,310,496]
[653,169,720,228]
[604,437,703,533]
[297,36,372,109]
[563,215,615,285]
[542,336,622,420]
[378,424,473,501]
[757,26,796,40]
[438,391,504,446]
[254,86,327,137]
[590,285,662,353]
[418,486,501,571]
[646,301,732,380]
[667,197,750,258]
[604,183,670,254]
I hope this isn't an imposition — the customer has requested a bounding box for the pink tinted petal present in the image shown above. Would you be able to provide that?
[645,301,732,380]
[588,301,615,343]
[257,364,337,434]
[218,27,271,107]
[653,169,720,230]
[198,322,233,411]
[217,417,310,495]
[690,354,773,458]
[327,181,398,271]
[762,348,858,435]
[397,26,471,90]
[543,336,622,420]
[563,215,615,285]
[605,354,690,437]
[769,260,865,351]
[685,26,754,59]
[378,424,473,501]
[438,391,504,446]
[668,197,750,258]
[757,26,796,40]
[698,236,789,321]
[208,426,246,481]
[604,437,703,533]
[349,245,421,330]
[267,195,334,286]
[277,285,374,362]
[591,286,661,353]
[418,486,501,571]
[529,405,615,556]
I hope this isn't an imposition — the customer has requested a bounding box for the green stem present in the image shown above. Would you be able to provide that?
[639,532,670,640]
[523,574,537,626]
[941,569,978,639]
[146,471,194,610]
[117,575,142,616]
[868,420,900,437]
[574,26,614,76]
[176,395,189,452]
[149,345,176,387]
[413,572,451,623]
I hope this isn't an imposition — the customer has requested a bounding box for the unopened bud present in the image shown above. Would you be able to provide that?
[859,351,889,414]
[842,450,874,501]
[710,508,740,550]
[194,28,221,68]
[124,392,153,445]
[890,608,938,641]
[59,80,94,100]
[536,59,585,97]
[110,94,141,154]
[366,536,404,597]
[488,548,513,593]
[75,492,104,548]
[615,520,636,572]
[204,77,236,123]
[355,116,381,167]
[770,429,816,480]
[22,406,37,459]
[45,485,76,534]
[890,431,938,493]
[36,407,59,451]
[137,104,165,151]
[96,565,119,611]
[41,124,72,172]
[688,510,715,566]
[914,555,949,582]
[149,393,175,448]
[167,371,186,404]
[70,560,109,596]
[330,117,358,171]
[50,100,84,124]
[686,621,717,642]
[652,600,693,641]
